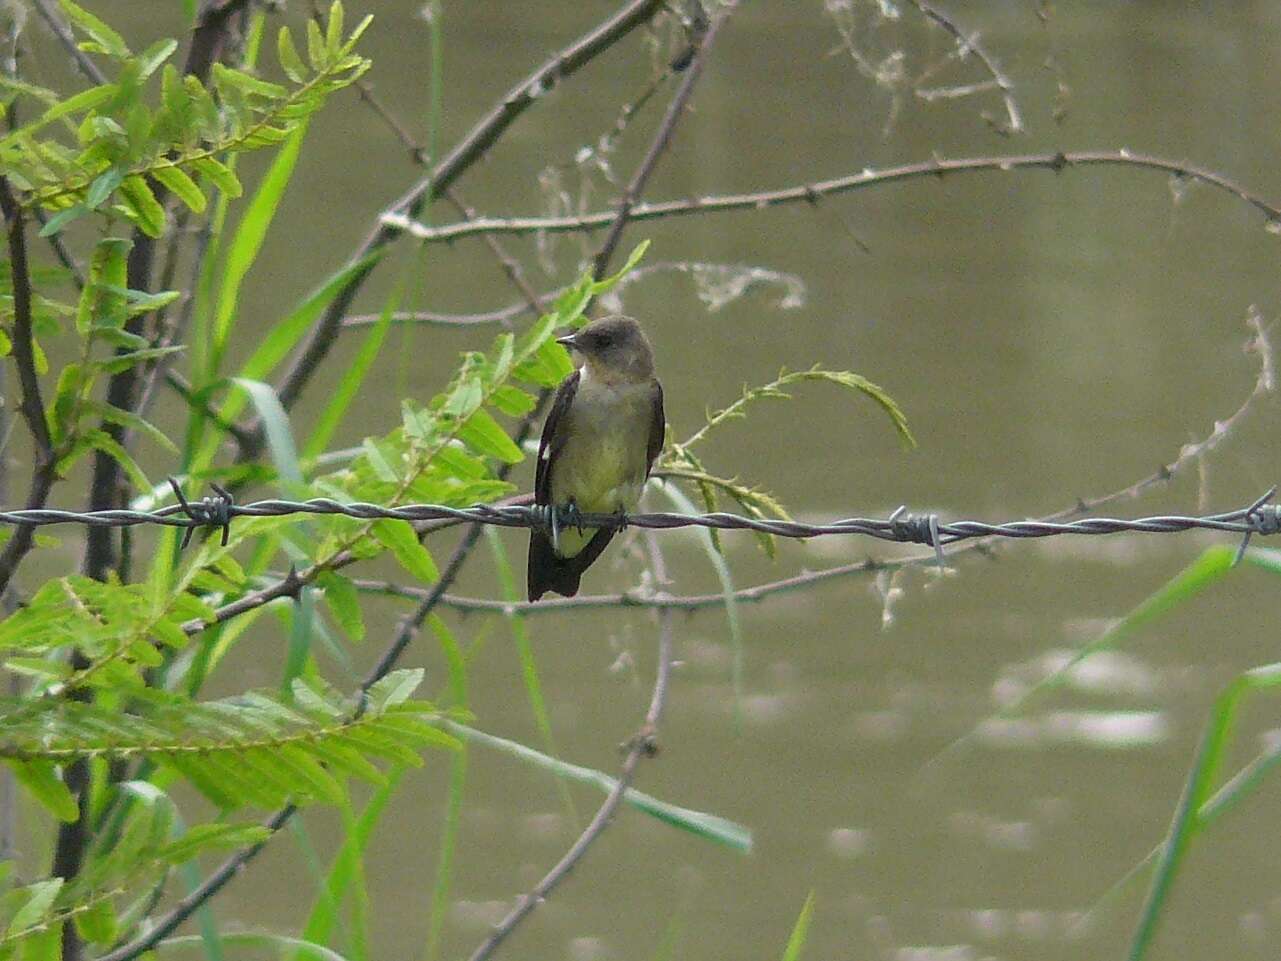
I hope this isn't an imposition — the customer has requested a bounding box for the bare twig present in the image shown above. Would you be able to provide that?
[341,304,539,329]
[906,0,1022,133]
[591,5,729,278]
[386,150,1281,244]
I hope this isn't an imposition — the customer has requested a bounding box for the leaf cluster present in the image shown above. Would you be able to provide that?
[1,1,370,238]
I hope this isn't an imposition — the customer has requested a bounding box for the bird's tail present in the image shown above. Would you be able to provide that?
[527,528,616,601]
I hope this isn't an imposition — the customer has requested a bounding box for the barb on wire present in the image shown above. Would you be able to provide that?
[166,478,234,549]
[3,485,1280,557]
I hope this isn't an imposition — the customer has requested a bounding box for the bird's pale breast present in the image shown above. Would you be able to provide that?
[548,375,652,557]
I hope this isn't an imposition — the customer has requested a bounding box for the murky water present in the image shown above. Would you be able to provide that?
[82,2,1281,959]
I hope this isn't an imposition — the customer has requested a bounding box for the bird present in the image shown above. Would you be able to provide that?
[527,315,665,601]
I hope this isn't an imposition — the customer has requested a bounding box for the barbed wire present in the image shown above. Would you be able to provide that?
[1,479,1277,568]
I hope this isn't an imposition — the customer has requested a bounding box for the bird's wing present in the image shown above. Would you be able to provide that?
[534,368,580,506]
[645,378,665,476]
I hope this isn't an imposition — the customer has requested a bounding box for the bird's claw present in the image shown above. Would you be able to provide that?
[558,500,585,536]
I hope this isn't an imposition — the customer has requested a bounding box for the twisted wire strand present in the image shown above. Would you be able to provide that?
[0,483,1277,555]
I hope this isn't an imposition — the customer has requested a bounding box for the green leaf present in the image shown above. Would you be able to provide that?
[35,82,116,126]
[84,429,152,493]
[6,761,79,822]
[370,520,439,583]
[781,891,816,961]
[592,239,650,293]
[325,1,345,53]
[118,175,165,237]
[73,898,117,946]
[84,402,178,453]
[94,344,184,373]
[365,668,423,709]
[305,19,326,69]
[76,236,130,334]
[7,879,64,935]
[60,0,129,58]
[190,156,242,197]
[38,203,88,237]
[445,721,753,852]
[84,169,124,210]
[213,120,308,363]
[158,933,353,961]
[212,63,289,100]
[231,378,302,486]
[136,38,178,79]
[277,27,307,83]
[490,385,536,416]
[152,165,206,213]
[158,823,272,864]
[458,408,523,463]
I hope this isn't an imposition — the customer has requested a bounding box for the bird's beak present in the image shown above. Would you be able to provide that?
[555,332,580,350]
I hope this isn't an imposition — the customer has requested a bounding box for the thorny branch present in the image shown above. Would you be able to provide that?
[385,150,1281,243]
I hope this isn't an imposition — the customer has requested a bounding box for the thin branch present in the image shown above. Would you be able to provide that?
[31,0,107,84]
[340,259,803,331]
[385,150,1281,244]
[906,0,1022,133]
[341,304,538,329]
[591,4,725,278]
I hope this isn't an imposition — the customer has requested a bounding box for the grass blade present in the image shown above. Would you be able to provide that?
[926,545,1237,771]
[443,721,752,852]
[781,891,815,961]
[1129,662,1281,960]
[232,377,303,487]
[297,769,406,960]
[211,121,309,374]
[161,933,352,961]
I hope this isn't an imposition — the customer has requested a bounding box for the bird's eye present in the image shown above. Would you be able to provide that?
[596,334,613,348]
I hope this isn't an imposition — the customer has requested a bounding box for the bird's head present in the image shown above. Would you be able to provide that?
[557,315,654,383]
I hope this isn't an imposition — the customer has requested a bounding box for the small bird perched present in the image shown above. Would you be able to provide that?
[527,316,665,601]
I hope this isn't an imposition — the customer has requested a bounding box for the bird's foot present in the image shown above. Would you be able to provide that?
[557,500,585,536]
[611,505,628,532]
